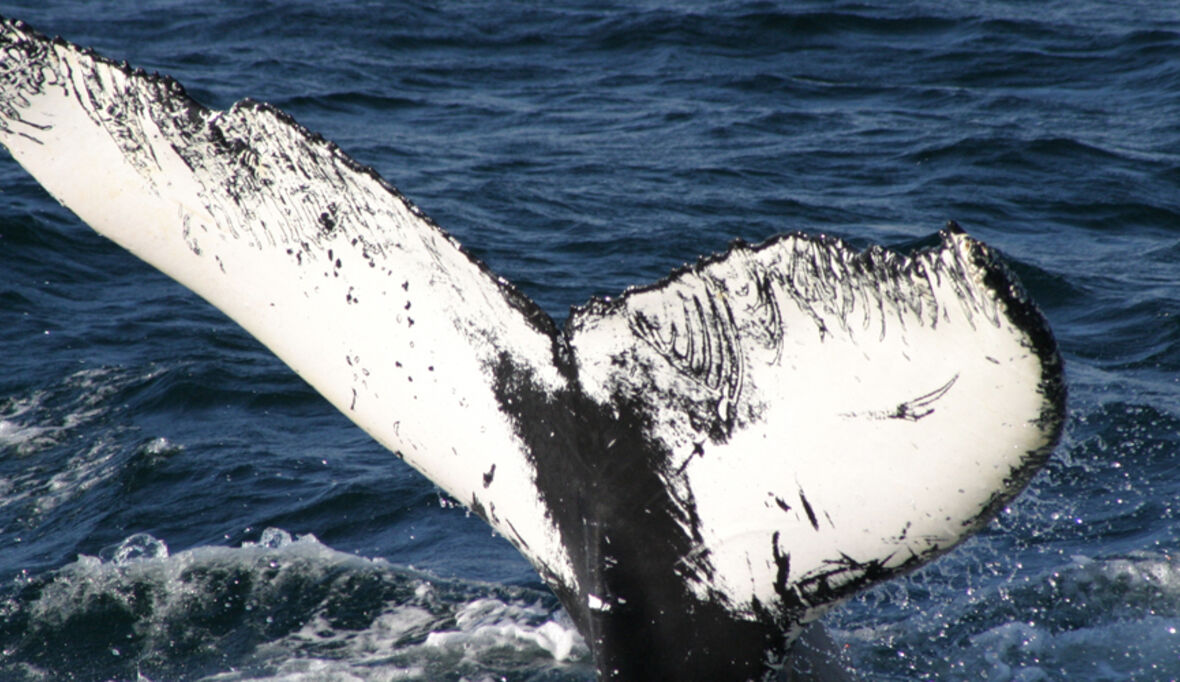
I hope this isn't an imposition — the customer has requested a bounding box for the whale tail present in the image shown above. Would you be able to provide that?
[0,17,1064,680]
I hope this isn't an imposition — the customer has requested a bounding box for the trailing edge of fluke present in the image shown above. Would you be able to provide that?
[0,17,1064,681]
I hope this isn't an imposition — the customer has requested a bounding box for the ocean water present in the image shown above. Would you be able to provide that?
[0,1,1177,680]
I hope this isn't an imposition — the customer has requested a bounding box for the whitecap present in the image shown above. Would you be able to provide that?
[1,529,591,681]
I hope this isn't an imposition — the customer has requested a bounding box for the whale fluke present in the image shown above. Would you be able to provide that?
[0,17,1065,680]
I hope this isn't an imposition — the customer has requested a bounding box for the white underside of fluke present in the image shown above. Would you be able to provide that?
[0,16,1063,659]
[0,23,577,592]
[569,234,1052,615]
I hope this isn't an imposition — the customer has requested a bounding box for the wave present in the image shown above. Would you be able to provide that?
[833,551,1180,680]
[0,530,590,682]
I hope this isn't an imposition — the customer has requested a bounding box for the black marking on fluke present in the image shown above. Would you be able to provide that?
[0,17,1068,682]
[890,374,958,421]
[798,489,820,532]
[490,352,791,681]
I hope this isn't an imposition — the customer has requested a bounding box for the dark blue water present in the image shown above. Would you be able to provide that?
[1,1,1177,679]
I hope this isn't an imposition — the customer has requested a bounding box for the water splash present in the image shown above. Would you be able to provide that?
[0,530,590,682]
